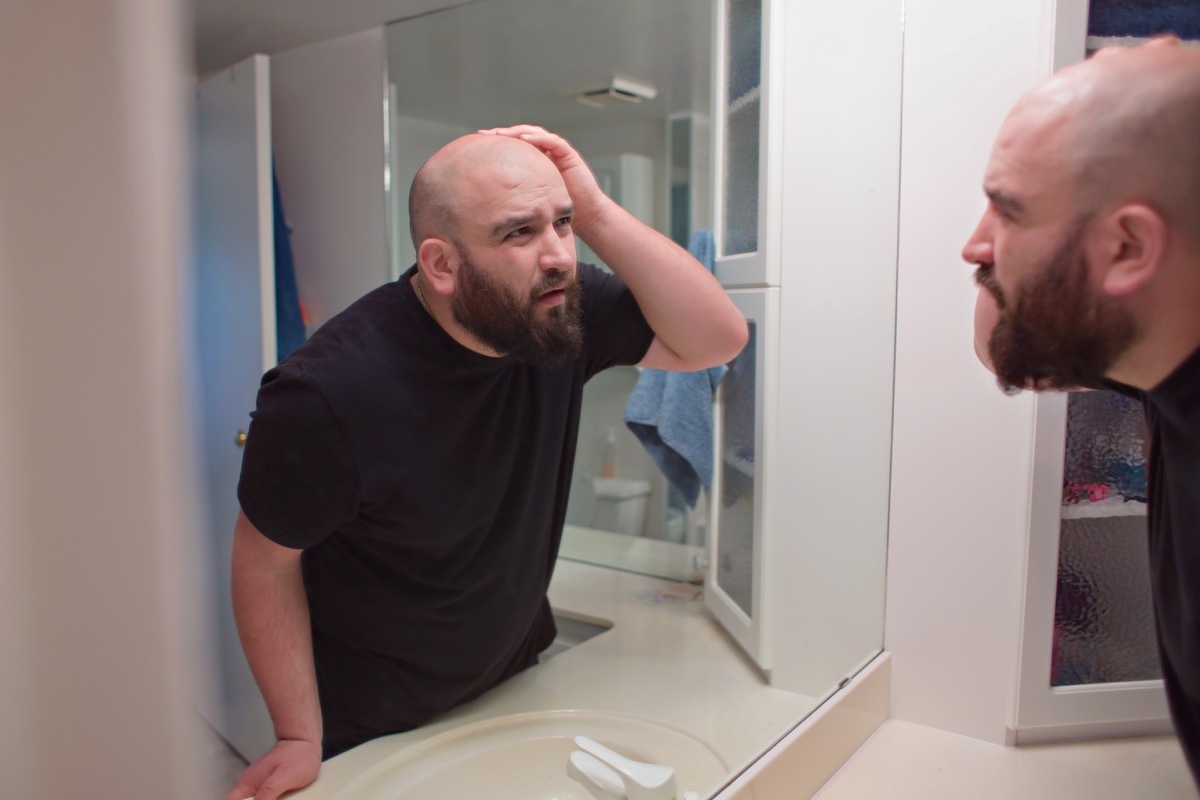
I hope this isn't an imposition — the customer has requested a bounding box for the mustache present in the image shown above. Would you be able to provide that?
[973,264,1005,309]
[533,270,575,297]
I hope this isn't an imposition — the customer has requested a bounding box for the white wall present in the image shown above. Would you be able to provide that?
[559,119,669,233]
[0,0,210,796]
[886,0,1062,743]
[389,112,471,278]
[271,28,392,331]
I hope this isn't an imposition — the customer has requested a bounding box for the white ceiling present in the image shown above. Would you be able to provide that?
[385,0,710,130]
[189,0,711,129]
[188,0,469,76]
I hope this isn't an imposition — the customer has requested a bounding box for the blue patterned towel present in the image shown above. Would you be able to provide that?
[623,230,730,508]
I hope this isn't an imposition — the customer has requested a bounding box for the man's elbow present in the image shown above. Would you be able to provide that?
[717,316,750,364]
[690,316,749,371]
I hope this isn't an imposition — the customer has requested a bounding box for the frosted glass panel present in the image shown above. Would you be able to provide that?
[1063,391,1147,504]
[1053,516,1160,686]
[721,0,760,257]
[1053,390,1156,686]
[1087,0,1200,39]
[716,322,757,617]
[726,0,761,103]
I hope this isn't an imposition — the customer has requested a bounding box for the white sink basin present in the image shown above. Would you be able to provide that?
[331,709,728,799]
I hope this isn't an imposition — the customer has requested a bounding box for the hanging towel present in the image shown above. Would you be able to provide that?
[273,162,307,361]
[623,229,729,508]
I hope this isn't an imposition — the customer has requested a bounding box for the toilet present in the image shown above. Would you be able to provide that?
[590,476,652,536]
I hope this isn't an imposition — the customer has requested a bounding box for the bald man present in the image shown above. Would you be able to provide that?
[963,38,1200,784]
[226,126,748,800]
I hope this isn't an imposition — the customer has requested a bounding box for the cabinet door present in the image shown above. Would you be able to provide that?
[711,0,783,288]
[1015,392,1169,743]
[194,53,277,761]
[705,288,779,668]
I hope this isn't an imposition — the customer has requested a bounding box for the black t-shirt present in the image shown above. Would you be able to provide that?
[237,262,654,757]
[1104,345,1200,786]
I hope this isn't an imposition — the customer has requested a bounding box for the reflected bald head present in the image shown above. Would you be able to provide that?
[408,133,549,249]
[1012,38,1200,239]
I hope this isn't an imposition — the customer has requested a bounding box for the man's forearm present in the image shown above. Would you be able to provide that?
[579,201,748,370]
[231,515,322,747]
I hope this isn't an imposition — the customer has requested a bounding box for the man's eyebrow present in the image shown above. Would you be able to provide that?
[985,188,1025,216]
[492,214,535,238]
[490,206,574,238]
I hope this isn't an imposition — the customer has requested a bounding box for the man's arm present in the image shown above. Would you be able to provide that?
[483,125,749,372]
[225,510,322,800]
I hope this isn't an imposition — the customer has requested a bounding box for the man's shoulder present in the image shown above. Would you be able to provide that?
[289,282,408,366]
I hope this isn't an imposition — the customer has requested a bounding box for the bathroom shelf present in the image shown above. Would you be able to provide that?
[1060,498,1147,520]
[1086,35,1200,50]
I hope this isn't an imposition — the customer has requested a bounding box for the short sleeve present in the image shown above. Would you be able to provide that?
[578,262,656,378]
[236,362,359,549]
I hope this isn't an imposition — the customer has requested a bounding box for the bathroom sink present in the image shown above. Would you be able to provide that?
[331,709,728,800]
[541,609,613,660]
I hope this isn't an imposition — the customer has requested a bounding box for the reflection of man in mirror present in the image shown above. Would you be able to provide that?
[226,125,748,800]
[963,38,1200,789]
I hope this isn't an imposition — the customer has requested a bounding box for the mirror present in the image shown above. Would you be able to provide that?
[386,0,713,582]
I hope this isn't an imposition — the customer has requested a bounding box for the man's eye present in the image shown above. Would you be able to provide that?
[555,217,572,228]
[505,227,530,239]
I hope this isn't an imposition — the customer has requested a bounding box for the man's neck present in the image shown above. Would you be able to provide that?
[411,273,505,359]
[1107,316,1200,392]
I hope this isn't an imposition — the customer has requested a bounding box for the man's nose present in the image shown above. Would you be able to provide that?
[961,217,994,268]
[541,230,575,271]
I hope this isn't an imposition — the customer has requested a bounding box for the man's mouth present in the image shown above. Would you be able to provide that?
[536,283,568,304]
[973,265,1006,309]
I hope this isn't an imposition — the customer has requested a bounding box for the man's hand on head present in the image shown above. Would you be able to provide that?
[477,125,611,233]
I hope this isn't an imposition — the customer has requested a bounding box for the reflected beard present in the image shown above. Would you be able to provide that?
[451,256,584,367]
[979,222,1136,393]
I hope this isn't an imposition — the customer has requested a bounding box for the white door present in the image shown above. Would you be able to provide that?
[194,53,277,761]
[705,287,779,669]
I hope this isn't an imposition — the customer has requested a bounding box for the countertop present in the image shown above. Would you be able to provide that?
[288,558,819,798]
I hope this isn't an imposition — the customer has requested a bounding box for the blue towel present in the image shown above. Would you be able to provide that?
[623,229,729,508]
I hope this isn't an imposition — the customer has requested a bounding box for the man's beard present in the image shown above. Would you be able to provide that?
[975,221,1137,393]
[451,254,584,367]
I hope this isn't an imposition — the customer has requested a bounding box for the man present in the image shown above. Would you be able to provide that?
[225,125,748,800]
[963,38,1200,786]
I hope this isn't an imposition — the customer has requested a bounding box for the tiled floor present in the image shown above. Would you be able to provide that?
[815,719,1196,799]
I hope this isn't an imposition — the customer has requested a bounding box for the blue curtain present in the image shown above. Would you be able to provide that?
[272,163,306,361]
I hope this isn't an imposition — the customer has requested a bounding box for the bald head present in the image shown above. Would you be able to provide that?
[1008,38,1200,239]
[408,133,556,249]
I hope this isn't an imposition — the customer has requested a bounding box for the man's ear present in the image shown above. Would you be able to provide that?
[1091,204,1166,297]
[416,238,457,295]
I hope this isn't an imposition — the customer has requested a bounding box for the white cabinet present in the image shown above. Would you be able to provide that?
[710,0,784,288]
[706,288,780,667]
[1014,391,1170,742]
[704,0,903,698]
